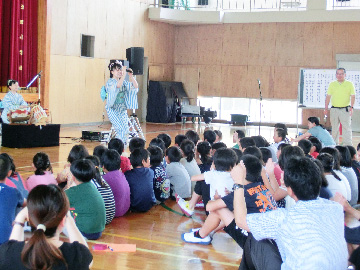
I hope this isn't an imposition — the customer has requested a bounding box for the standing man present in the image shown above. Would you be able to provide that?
[324,68,355,146]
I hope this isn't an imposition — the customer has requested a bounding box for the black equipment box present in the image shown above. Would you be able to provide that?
[82,130,110,142]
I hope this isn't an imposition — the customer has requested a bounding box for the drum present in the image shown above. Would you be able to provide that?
[30,105,48,125]
[8,108,31,123]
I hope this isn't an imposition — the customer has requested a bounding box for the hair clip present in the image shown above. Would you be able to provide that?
[115,60,123,66]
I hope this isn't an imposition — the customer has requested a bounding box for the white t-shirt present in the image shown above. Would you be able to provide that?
[326,171,351,201]
[204,170,233,199]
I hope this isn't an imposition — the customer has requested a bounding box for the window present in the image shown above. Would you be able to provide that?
[80,34,95,58]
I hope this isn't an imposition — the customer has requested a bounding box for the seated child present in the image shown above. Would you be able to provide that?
[177,148,238,216]
[203,130,216,146]
[165,146,191,199]
[174,134,187,147]
[102,149,130,217]
[27,152,57,192]
[214,130,222,143]
[125,149,156,212]
[108,138,131,173]
[65,159,106,240]
[232,130,245,149]
[129,137,145,153]
[233,156,347,269]
[85,156,115,225]
[57,145,89,188]
[149,138,167,168]
[157,133,172,149]
[180,139,201,192]
[185,130,200,146]
[0,155,25,244]
[93,145,107,165]
[297,139,313,159]
[1,153,28,199]
[308,136,322,159]
[148,146,170,203]
[211,142,227,156]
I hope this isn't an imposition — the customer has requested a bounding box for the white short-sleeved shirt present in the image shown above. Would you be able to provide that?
[204,170,233,199]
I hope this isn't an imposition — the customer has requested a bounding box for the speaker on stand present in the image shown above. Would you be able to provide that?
[126,47,144,75]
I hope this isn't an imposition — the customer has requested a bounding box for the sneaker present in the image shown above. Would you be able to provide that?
[182,231,212,245]
[190,228,201,232]
[175,193,182,203]
[195,200,204,208]
[177,198,194,217]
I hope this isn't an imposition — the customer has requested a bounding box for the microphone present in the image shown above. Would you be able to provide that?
[257,79,261,86]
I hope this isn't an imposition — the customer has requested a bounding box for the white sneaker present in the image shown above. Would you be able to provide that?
[177,198,194,217]
[182,231,212,245]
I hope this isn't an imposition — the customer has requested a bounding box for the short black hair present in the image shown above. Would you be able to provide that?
[101,149,121,171]
[235,130,245,139]
[232,148,243,165]
[196,141,212,165]
[278,146,304,170]
[70,159,95,183]
[308,117,320,126]
[239,137,256,149]
[0,153,16,177]
[147,146,163,167]
[213,148,237,172]
[308,136,322,153]
[212,142,227,151]
[298,139,312,155]
[129,148,149,168]
[108,138,125,155]
[347,145,357,160]
[203,130,216,145]
[278,143,290,151]
[175,134,187,146]
[335,145,352,168]
[129,137,145,153]
[317,152,335,173]
[241,154,263,183]
[67,145,89,164]
[93,145,107,165]
[185,130,200,145]
[0,156,10,181]
[319,147,341,171]
[274,123,288,135]
[165,146,182,163]
[284,156,321,200]
[180,139,195,162]
[243,146,263,163]
[275,128,286,141]
[7,79,18,88]
[357,143,360,151]
[251,136,269,147]
[157,133,171,149]
[214,130,222,141]
[260,147,272,164]
[149,138,166,153]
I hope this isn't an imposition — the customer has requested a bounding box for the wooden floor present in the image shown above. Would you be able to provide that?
[3,121,360,270]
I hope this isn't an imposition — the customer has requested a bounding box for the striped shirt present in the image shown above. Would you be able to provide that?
[91,178,115,225]
[247,198,347,270]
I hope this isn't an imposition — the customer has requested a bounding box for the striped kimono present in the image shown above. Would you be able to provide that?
[105,78,138,144]
[1,92,28,124]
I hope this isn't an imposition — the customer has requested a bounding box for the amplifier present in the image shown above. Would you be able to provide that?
[82,130,111,142]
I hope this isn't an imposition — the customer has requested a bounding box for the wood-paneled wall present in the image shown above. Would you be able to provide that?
[49,0,175,124]
[174,22,360,102]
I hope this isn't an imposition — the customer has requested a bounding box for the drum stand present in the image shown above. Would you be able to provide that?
[106,110,145,144]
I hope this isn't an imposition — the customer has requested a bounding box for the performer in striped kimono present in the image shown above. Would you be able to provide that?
[106,61,138,144]
[1,80,28,124]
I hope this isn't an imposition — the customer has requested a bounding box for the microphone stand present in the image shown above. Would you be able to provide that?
[258,79,262,135]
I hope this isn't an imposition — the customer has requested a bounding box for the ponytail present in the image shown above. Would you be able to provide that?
[330,170,342,181]
[33,152,53,175]
[21,228,67,270]
[180,139,195,163]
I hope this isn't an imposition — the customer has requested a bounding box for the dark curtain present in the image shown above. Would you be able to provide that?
[0,0,38,90]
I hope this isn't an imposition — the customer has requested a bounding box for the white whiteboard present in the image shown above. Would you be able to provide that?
[299,69,360,109]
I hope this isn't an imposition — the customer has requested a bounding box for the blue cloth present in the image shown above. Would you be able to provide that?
[1,92,27,124]
[247,198,347,269]
[125,167,156,212]
[0,183,24,244]
[308,126,336,147]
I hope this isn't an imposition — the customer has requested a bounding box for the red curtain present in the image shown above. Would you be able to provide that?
[0,0,38,90]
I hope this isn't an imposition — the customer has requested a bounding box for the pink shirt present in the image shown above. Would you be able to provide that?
[27,171,58,192]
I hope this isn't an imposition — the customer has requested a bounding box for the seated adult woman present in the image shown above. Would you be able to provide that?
[292,116,335,147]
[1,79,28,124]
[0,184,93,270]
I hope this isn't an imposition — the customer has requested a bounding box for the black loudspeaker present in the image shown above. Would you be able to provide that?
[126,47,144,75]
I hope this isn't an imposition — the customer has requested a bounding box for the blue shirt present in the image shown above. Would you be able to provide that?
[125,167,156,212]
[308,126,335,147]
[247,198,347,269]
[0,183,24,244]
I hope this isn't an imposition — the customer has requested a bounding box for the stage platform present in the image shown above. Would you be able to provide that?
[1,123,60,148]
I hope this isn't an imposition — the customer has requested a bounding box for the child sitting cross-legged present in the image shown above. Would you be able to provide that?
[177,148,237,217]
[108,138,131,174]
[125,148,156,212]
[101,149,130,217]
[65,159,106,240]
[165,146,191,199]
